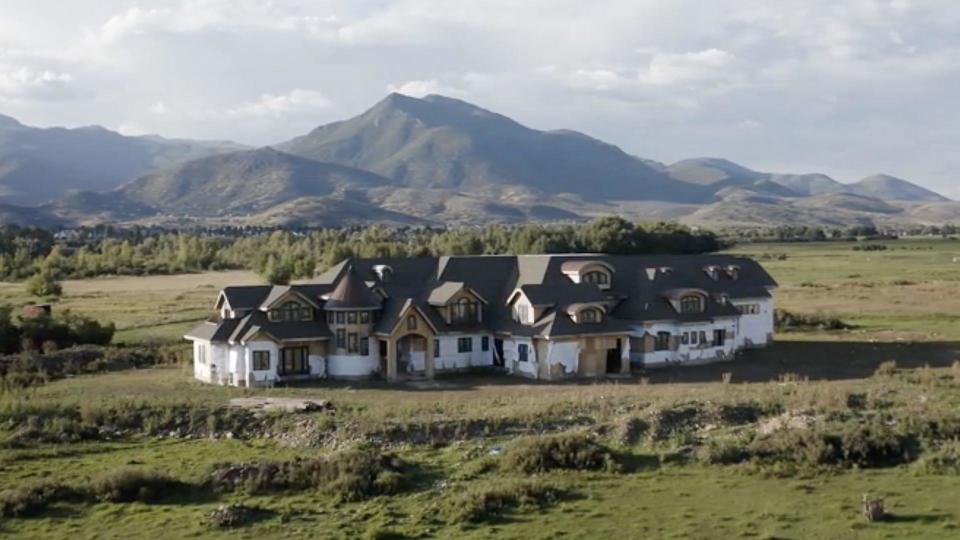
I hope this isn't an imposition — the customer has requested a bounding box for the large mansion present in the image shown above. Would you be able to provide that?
[185,254,777,386]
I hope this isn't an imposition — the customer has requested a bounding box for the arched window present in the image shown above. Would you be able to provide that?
[271,301,312,322]
[582,271,610,286]
[680,295,704,314]
[579,308,602,323]
[452,297,479,324]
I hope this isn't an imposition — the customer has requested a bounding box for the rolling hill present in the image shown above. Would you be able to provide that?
[117,147,391,216]
[0,94,954,229]
[0,114,244,205]
[846,174,949,202]
[278,93,707,203]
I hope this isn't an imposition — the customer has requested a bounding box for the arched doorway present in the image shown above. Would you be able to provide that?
[397,334,428,376]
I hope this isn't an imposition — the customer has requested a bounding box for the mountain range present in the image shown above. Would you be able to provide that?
[0,94,955,229]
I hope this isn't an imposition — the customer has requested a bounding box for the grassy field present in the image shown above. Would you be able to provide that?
[2,239,960,538]
[726,239,960,341]
[2,359,960,539]
[0,270,265,344]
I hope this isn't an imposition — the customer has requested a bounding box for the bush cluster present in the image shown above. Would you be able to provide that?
[0,305,115,357]
[207,448,407,502]
[852,243,888,252]
[0,481,78,517]
[914,440,960,475]
[90,468,185,503]
[445,481,566,524]
[0,400,254,448]
[502,433,619,474]
[0,344,175,391]
[774,309,852,331]
[699,418,920,471]
[0,469,178,517]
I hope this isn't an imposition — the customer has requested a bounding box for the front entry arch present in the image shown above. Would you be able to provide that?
[386,331,435,381]
[397,334,427,375]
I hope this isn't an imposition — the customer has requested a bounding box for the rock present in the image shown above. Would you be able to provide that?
[207,503,258,528]
[863,495,886,522]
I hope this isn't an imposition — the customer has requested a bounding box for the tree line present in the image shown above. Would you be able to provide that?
[0,218,724,288]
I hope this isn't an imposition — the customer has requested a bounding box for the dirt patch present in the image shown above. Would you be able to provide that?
[228,397,334,413]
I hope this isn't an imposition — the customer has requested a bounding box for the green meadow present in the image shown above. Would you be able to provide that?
[2,238,960,538]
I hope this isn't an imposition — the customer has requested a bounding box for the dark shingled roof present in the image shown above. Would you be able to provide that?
[191,254,776,343]
[324,266,382,310]
[519,283,607,307]
[219,285,271,310]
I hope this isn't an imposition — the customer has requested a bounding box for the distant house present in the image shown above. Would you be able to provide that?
[185,254,777,386]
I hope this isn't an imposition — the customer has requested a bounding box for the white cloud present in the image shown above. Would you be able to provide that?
[641,48,738,85]
[0,0,958,195]
[149,101,167,114]
[0,65,81,102]
[223,89,332,118]
[387,79,462,97]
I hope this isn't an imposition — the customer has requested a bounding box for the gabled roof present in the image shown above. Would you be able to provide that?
[197,253,777,344]
[259,286,321,310]
[217,285,272,311]
[517,282,607,307]
[427,281,488,306]
[324,266,382,310]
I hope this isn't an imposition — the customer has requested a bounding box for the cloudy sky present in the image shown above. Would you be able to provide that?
[1,0,958,195]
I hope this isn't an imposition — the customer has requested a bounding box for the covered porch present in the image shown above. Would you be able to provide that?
[377,303,438,381]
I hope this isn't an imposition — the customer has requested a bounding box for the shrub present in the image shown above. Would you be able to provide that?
[208,448,407,502]
[775,310,852,331]
[90,468,184,503]
[0,480,76,517]
[445,481,566,524]
[914,440,960,475]
[25,271,62,298]
[648,404,705,440]
[502,433,619,474]
[749,419,918,469]
[852,244,888,252]
[697,437,751,465]
[874,360,897,378]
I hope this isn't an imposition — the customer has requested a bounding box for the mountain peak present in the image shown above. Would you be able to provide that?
[363,92,514,131]
[848,174,949,202]
[0,113,23,129]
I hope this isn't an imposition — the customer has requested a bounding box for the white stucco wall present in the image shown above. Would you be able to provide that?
[327,353,379,378]
[545,340,579,376]
[732,297,775,348]
[504,337,538,378]
[246,341,280,386]
[434,334,494,371]
[632,318,738,367]
[192,340,212,383]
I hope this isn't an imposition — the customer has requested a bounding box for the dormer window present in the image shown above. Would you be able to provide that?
[452,297,480,324]
[680,295,704,314]
[562,260,614,290]
[725,265,740,280]
[269,301,313,322]
[373,265,393,282]
[579,308,603,323]
[582,271,610,286]
[704,266,720,280]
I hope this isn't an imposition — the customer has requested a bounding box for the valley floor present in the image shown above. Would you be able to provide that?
[2,238,960,538]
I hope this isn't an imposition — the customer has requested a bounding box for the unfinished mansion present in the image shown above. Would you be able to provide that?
[185,254,777,386]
